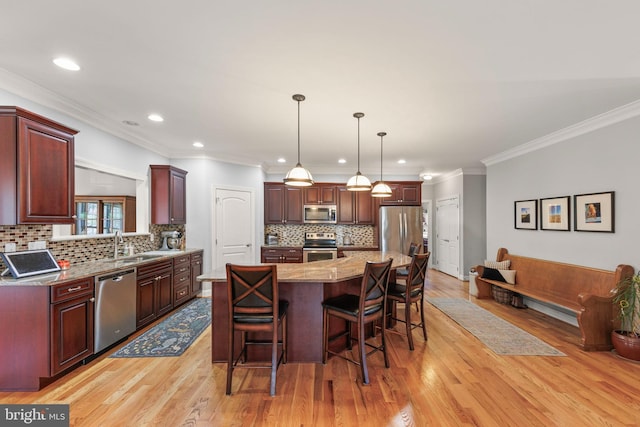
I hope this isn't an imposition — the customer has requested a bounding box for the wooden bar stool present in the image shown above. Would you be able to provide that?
[322,258,393,385]
[225,263,288,396]
[386,252,430,350]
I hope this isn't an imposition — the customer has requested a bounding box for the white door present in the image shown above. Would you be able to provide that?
[214,187,255,268]
[436,196,460,278]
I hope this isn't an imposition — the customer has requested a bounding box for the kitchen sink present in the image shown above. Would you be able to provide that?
[110,254,164,265]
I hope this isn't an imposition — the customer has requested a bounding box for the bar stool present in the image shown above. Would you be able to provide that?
[322,258,393,385]
[225,263,288,396]
[396,242,421,278]
[386,252,430,350]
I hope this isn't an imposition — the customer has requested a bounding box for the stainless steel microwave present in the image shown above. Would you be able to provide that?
[303,205,337,223]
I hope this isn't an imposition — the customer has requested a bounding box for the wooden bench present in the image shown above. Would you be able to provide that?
[474,248,634,351]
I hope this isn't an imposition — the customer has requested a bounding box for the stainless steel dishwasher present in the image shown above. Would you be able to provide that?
[94,268,137,353]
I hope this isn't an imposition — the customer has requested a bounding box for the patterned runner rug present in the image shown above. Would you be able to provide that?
[427,297,565,356]
[110,297,211,358]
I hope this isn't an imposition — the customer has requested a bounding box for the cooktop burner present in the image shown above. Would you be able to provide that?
[303,232,337,249]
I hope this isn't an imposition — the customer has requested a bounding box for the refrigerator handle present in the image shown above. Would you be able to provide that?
[403,213,408,248]
[398,213,404,247]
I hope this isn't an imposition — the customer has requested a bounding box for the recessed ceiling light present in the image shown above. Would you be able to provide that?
[423,174,433,180]
[398,159,406,164]
[277,158,286,163]
[148,114,164,122]
[53,57,80,71]
[338,159,347,164]
[193,141,204,148]
[122,120,139,126]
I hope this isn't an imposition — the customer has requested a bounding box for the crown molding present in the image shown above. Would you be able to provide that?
[0,67,170,157]
[482,99,640,166]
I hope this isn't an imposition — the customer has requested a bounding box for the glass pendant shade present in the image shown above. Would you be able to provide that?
[370,131,392,197]
[346,172,372,191]
[284,163,314,186]
[347,112,371,191]
[284,94,313,187]
[371,181,392,197]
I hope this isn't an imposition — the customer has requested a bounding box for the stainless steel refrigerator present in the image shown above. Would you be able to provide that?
[379,206,423,254]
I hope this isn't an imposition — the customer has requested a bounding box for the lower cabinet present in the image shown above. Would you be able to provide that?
[190,250,204,297]
[136,259,173,329]
[261,247,303,263]
[173,253,191,307]
[50,278,95,375]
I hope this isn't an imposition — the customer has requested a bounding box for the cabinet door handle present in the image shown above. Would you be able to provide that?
[90,297,95,302]
[67,286,82,293]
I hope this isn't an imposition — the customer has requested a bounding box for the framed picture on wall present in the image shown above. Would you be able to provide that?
[540,196,571,231]
[514,199,538,230]
[574,191,615,232]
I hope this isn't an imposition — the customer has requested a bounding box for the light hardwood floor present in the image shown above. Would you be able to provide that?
[2,269,640,426]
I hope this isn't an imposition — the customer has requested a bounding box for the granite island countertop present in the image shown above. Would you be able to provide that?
[198,250,412,283]
[0,248,203,286]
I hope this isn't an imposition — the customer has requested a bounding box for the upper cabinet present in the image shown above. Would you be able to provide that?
[336,186,375,225]
[303,184,337,205]
[378,181,422,206]
[150,165,188,225]
[264,183,303,224]
[0,106,77,225]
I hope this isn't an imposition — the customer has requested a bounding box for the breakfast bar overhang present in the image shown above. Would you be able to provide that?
[198,251,412,363]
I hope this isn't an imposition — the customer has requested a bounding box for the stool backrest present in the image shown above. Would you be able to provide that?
[406,252,430,294]
[226,264,278,320]
[408,242,420,257]
[360,259,393,315]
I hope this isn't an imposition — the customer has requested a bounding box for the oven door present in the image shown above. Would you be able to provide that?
[303,249,338,263]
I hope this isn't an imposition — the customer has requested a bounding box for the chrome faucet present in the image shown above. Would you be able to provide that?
[114,230,124,259]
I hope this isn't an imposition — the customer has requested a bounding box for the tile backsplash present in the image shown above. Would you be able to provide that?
[265,224,375,247]
[0,224,185,269]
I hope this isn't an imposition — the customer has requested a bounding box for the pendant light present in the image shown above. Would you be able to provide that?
[284,94,314,186]
[371,131,392,197]
[346,112,372,191]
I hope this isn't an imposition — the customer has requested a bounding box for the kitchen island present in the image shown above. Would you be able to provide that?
[198,251,412,363]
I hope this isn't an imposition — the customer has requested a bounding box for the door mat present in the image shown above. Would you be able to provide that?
[110,298,211,358]
[427,298,565,356]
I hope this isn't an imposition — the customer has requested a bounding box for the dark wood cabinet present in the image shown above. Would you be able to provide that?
[150,165,188,225]
[173,253,191,307]
[264,183,303,224]
[304,184,337,205]
[190,250,204,297]
[336,186,375,225]
[50,278,94,375]
[0,106,77,225]
[261,247,303,263]
[136,259,173,328]
[378,181,422,206]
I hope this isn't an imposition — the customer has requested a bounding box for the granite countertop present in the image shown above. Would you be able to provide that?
[198,250,411,284]
[0,248,203,287]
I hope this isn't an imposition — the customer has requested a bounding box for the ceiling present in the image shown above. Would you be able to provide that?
[2,1,640,179]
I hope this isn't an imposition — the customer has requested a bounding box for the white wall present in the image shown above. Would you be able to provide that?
[463,174,487,271]
[486,115,640,271]
[0,89,167,176]
[171,158,265,271]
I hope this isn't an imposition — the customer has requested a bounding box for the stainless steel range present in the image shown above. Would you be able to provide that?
[303,232,338,262]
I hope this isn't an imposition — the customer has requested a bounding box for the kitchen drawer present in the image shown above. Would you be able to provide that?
[173,282,190,306]
[137,259,173,278]
[174,262,190,276]
[51,278,94,303]
[191,251,203,263]
[174,270,190,287]
[174,254,190,266]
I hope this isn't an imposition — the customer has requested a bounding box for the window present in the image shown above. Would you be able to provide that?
[74,196,136,235]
